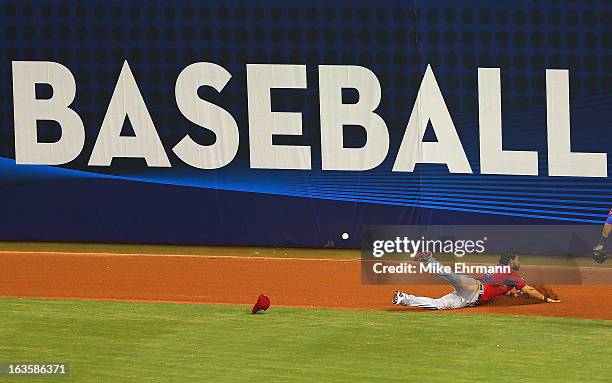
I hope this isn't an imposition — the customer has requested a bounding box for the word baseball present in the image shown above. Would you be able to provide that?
[11,61,607,177]
[372,236,487,257]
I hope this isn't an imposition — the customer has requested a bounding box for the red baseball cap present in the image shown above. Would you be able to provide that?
[251,294,271,314]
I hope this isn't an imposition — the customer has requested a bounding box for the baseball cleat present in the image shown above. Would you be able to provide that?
[592,250,608,264]
[392,291,411,306]
[414,251,432,262]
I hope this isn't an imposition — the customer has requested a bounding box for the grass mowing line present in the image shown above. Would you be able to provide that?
[0,295,392,312]
[0,298,610,383]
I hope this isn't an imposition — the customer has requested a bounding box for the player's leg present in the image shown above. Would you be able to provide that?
[416,253,480,300]
[594,223,611,252]
[592,209,612,263]
[393,291,466,310]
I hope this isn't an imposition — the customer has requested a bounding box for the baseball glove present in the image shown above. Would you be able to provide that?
[507,288,528,297]
[532,284,560,301]
[592,250,608,264]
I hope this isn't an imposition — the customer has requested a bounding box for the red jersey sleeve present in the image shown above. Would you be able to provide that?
[503,271,526,290]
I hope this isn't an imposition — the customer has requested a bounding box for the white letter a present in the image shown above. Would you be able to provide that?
[89,61,170,167]
[393,65,472,173]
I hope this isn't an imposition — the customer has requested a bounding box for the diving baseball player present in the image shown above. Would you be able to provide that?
[392,250,560,310]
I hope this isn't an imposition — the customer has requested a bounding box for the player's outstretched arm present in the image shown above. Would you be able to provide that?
[520,285,561,303]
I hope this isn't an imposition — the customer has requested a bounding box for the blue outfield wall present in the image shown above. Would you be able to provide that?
[0,1,610,247]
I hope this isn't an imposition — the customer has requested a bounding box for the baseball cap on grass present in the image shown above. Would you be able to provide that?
[251,294,271,314]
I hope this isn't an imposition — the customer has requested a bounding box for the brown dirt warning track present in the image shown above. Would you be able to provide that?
[1,251,611,320]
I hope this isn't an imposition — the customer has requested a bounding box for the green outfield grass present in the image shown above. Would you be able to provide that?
[0,298,610,382]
